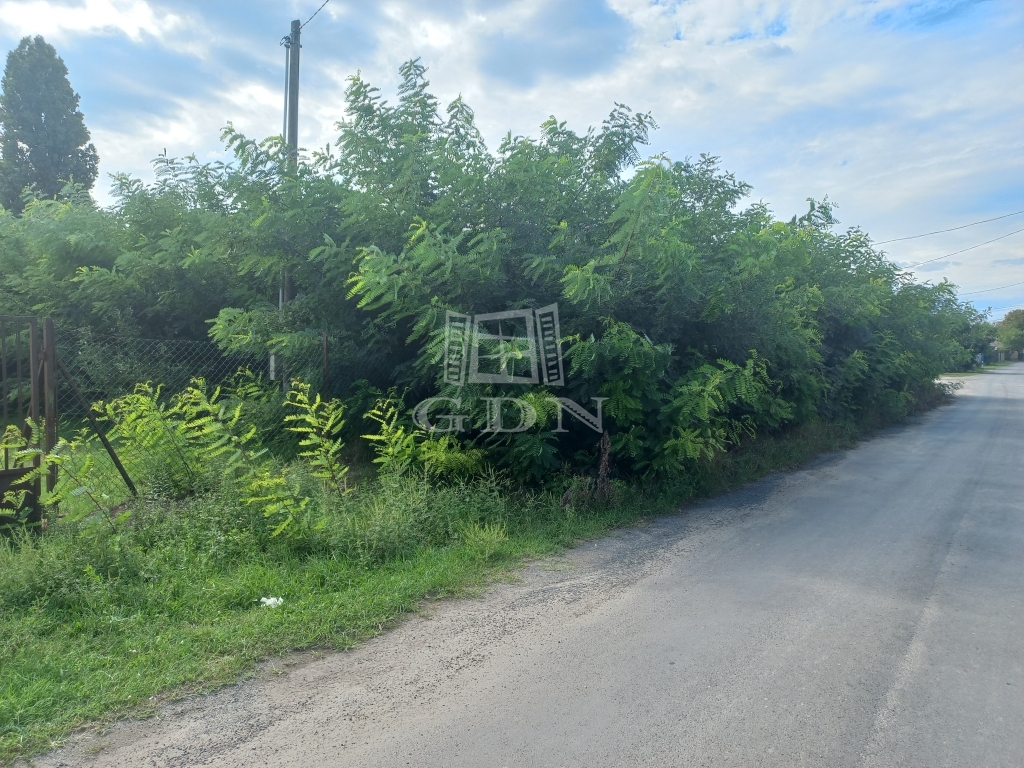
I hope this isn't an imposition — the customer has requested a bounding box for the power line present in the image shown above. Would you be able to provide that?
[962,279,1024,296]
[983,302,1024,316]
[901,226,1024,270]
[302,0,332,28]
[981,297,1024,310]
[876,209,1024,245]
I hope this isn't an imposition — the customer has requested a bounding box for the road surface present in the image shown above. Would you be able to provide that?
[32,366,1024,767]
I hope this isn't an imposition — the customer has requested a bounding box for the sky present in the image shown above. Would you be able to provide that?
[1,0,1022,317]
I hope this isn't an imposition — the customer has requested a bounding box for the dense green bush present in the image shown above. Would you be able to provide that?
[0,59,986,486]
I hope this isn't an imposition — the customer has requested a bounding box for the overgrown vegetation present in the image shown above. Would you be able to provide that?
[1,61,988,465]
[0,59,992,763]
[1,415,862,763]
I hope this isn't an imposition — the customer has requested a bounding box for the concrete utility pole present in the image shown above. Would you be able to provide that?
[284,19,301,306]
[273,19,301,385]
[284,19,300,162]
[283,21,299,303]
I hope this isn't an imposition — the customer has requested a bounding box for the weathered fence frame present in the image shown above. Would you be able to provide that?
[2,316,138,527]
[0,316,57,526]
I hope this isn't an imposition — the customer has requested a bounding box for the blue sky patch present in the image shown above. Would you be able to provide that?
[479,0,630,86]
[765,15,788,37]
[873,0,993,29]
[727,12,787,42]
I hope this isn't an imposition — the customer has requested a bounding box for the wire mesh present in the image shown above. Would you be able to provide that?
[52,329,398,507]
[55,331,401,416]
[58,331,264,424]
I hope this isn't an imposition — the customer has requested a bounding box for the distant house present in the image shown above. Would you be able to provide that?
[987,340,1019,364]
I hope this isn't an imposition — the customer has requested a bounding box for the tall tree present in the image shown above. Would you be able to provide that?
[997,309,1024,355]
[0,35,98,213]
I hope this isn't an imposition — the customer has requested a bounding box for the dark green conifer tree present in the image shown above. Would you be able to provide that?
[0,35,98,213]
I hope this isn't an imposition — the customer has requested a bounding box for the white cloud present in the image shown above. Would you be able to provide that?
[0,0,185,43]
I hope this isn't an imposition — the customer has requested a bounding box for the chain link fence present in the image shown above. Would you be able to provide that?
[53,329,399,507]
[57,332,265,423]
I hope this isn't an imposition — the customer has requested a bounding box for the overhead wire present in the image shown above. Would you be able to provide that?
[302,0,332,28]
[899,226,1024,270]
[962,279,1024,296]
[983,302,1024,316]
[875,209,1024,245]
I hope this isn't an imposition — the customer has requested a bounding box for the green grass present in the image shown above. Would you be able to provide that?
[949,360,1018,376]
[0,420,860,764]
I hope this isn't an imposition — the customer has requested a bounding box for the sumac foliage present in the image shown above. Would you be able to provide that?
[0,60,987,484]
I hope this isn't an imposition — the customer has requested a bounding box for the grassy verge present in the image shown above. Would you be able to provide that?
[945,361,1017,376]
[0,420,861,764]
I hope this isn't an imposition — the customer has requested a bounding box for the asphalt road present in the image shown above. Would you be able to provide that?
[33,366,1024,767]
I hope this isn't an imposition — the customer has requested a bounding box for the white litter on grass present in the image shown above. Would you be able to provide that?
[260,597,283,608]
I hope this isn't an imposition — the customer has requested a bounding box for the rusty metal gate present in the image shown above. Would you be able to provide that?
[1,316,58,527]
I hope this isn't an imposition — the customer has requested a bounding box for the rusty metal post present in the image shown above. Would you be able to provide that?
[43,318,58,492]
[1,317,8,469]
[322,331,329,399]
[27,318,39,425]
[14,322,24,428]
[26,317,41,526]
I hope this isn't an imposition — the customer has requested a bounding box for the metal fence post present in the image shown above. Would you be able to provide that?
[43,318,58,492]
[322,331,329,399]
[26,317,41,527]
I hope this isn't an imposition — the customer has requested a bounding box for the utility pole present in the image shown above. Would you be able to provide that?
[272,19,301,387]
[284,19,300,165]
[282,18,299,304]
